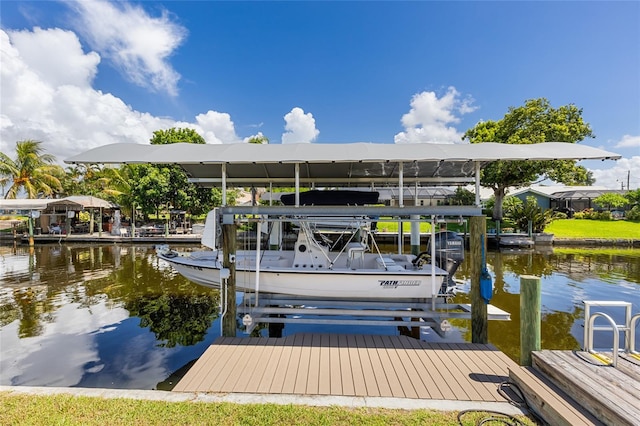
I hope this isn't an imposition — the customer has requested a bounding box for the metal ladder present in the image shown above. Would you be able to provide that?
[583,300,640,367]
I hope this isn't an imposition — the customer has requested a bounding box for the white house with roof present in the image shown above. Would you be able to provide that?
[507,185,626,214]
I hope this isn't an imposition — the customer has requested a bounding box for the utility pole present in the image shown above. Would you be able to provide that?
[627,170,631,191]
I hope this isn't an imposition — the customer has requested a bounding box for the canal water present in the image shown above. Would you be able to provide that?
[1,243,638,390]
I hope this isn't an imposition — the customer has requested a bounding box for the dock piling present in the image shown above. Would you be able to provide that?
[470,216,488,344]
[222,220,237,337]
[520,275,541,366]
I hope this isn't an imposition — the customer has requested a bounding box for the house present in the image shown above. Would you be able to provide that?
[0,196,117,234]
[507,185,627,215]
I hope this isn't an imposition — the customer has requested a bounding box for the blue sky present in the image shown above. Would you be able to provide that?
[1,1,639,189]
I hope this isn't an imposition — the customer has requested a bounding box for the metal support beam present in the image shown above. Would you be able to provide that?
[222,163,227,206]
[220,205,483,217]
[475,161,481,207]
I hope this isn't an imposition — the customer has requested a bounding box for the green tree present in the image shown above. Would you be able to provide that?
[124,127,231,218]
[625,189,640,207]
[150,127,206,145]
[463,98,595,220]
[60,164,128,202]
[0,140,64,198]
[593,193,628,211]
[449,187,476,205]
[247,133,269,144]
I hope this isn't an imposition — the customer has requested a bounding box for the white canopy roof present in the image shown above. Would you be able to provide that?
[0,199,51,210]
[47,196,115,210]
[0,196,114,212]
[65,142,620,187]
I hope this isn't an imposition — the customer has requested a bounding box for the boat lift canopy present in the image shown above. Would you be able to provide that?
[66,141,620,216]
[66,141,620,186]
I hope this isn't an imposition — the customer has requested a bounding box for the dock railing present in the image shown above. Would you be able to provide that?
[583,300,637,367]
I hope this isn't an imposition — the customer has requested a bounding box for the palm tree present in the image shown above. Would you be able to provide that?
[0,140,63,198]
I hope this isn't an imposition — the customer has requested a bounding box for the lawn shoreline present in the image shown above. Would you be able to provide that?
[552,237,640,247]
[0,385,527,415]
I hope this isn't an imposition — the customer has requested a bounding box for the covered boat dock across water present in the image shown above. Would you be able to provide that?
[66,141,621,341]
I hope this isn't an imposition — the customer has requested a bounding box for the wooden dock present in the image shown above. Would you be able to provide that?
[173,334,520,403]
[533,350,639,426]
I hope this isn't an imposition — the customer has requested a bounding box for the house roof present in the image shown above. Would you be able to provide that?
[0,196,115,212]
[65,142,621,187]
[47,196,116,210]
[508,185,610,198]
[0,199,51,210]
[550,189,627,199]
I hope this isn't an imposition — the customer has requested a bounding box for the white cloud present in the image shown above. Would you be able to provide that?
[1,27,249,163]
[394,87,477,144]
[615,134,640,148]
[589,156,640,190]
[193,111,243,144]
[281,107,319,144]
[8,27,100,88]
[68,0,186,96]
[1,28,173,161]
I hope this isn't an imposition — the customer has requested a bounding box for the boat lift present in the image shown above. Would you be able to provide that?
[64,141,621,340]
[213,211,511,338]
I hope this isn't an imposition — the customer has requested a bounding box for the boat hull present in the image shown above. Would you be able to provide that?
[159,250,447,300]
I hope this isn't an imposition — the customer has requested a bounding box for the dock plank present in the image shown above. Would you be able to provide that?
[268,335,296,393]
[509,365,603,426]
[255,337,287,393]
[329,334,343,395]
[401,336,456,400]
[172,338,227,392]
[373,335,406,398]
[173,334,519,405]
[244,338,278,393]
[346,334,367,396]
[293,334,312,394]
[442,343,500,401]
[533,350,640,426]
[281,334,304,394]
[337,334,355,396]
[305,334,321,394]
[426,343,475,401]
[317,334,332,395]
[388,336,430,399]
[355,334,380,396]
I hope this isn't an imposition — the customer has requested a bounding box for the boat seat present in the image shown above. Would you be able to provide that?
[346,242,366,268]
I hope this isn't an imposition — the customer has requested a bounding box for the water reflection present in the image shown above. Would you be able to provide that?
[452,247,639,362]
[0,243,638,389]
[1,244,219,389]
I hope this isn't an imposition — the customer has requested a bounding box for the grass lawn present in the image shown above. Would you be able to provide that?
[376,220,432,233]
[0,393,535,426]
[545,219,640,239]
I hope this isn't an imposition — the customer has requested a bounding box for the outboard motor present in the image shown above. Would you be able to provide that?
[414,231,464,293]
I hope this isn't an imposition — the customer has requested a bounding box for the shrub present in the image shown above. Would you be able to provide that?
[595,211,612,221]
[504,195,559,233]
[626,206,640,221]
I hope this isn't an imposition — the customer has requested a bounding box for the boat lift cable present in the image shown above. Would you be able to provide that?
[254,217,263,307]
[368,229,388,270]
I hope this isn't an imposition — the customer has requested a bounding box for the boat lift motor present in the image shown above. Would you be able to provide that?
[426,231,465,292]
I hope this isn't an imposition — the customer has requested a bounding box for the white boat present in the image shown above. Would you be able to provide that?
[156,211,465,300]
